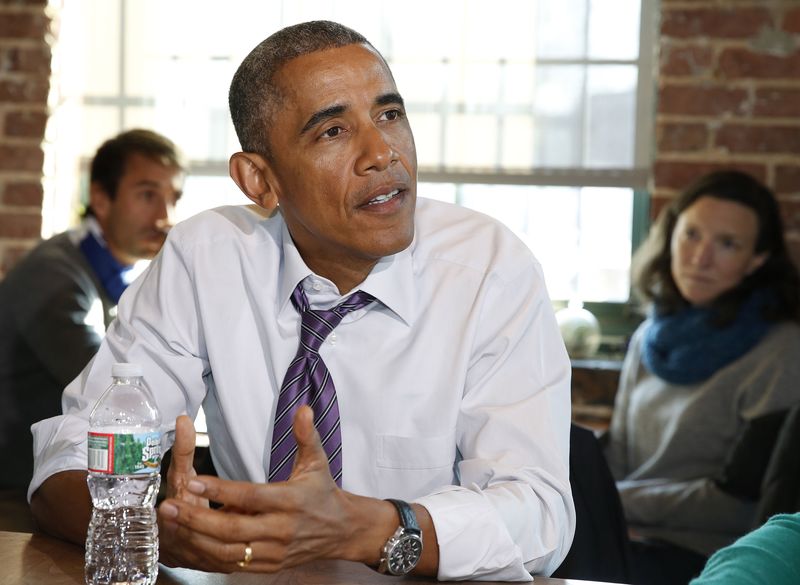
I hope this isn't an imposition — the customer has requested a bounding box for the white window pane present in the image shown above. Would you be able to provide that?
[83,0,121,96]
[501,115,535,169]
[151,59,234,160]
[503,63,535,107]
[409,113,443,168]
[175,176,250,223]
[461,63,502,106]
[585,66,637,168]
[419,183,457,205]
[459,184,632,302]
[123,106,157,133]
[575,188,633,301]
[482,2,538,61]
[588,0,641,60]
[388,5,464,60]
[80,107,120,157]
[533,66,584,167]
[536,0,588,59]
[444,114,498,168]
[393,61,447,104]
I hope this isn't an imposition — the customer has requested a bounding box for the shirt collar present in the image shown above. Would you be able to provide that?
[277,217,416,326]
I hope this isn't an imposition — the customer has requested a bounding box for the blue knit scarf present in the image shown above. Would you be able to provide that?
[78,228,134,304]
[641,290,773,385]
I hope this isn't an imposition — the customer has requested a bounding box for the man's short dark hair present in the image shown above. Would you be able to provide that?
[86,128,183,216]
[229,20,373,160]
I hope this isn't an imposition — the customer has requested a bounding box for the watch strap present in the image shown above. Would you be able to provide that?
[386,498,420,535]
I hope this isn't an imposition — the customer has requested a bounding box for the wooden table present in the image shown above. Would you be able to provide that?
[1,531,620,584]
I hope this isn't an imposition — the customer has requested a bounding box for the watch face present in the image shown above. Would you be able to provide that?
[388,533,423,575]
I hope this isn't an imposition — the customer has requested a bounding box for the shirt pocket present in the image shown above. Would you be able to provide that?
[376,432,456,470]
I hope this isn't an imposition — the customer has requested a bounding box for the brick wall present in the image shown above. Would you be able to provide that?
[654,1,800,263]
[0,0,49,279]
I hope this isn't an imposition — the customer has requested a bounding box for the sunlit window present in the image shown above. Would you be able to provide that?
[43,0,654,304]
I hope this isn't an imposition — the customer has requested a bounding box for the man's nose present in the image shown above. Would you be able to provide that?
[154,196,175,229]
[355,124,397,174]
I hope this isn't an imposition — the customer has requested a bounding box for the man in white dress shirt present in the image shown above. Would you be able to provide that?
[29,21,574,581]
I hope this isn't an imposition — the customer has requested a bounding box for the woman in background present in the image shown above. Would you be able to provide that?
[605,170,800,585]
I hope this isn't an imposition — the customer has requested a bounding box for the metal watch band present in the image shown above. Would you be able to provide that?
[386,498,420,535]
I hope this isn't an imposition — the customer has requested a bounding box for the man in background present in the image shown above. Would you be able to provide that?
[0,128,183,527]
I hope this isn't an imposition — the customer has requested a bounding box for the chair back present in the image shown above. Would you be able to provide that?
[552,423,632,582]
[755,404,800,526]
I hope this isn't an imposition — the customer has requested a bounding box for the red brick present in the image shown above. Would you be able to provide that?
[662,8,771,39]
[776,166,800,194]
[653,160,767,191]
[660,45,714,76]
[0,46,51,74]
[649,194,673,222]
[3,181,42,206]
[714,124,800,154]
[718,47,800,79]
[0,145,43,172]
[0,212,40,239]
[779,200,800,232]
[657,122,709,153]
[0,12,49,38]
[753,88,800,117]
[784,7,800,33]
[0,79,49,103]
[5,110,47,138]
[658,84,749,116]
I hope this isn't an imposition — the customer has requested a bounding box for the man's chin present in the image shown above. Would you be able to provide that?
[132,247,160,262]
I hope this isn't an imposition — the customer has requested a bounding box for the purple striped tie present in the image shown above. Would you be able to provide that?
[269,283,376,486]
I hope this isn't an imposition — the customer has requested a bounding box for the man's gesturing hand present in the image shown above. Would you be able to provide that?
[157,414,211,567]
[155,406,396,573]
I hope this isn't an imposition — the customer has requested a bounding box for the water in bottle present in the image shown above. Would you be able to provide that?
[85,362,162,585]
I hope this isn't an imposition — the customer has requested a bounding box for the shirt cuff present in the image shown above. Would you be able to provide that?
[28,415,89,502]
[415,484,533,582]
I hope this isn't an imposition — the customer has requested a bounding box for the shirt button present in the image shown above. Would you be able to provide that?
[329,331,337,346]
[312,281,322,291]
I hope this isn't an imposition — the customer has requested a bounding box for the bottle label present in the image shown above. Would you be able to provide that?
[87,431,162,474]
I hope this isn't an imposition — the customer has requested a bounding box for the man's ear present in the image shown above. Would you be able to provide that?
[229,152,278,211]
[89,182,112,224]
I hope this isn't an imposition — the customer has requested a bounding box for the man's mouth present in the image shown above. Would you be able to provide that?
[366,189,400,206]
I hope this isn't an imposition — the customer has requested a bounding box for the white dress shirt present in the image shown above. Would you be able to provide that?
[30,197,574,580]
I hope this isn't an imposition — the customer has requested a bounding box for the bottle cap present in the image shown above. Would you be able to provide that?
[111,362,143,378]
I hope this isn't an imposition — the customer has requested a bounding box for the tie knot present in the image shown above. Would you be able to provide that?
[291,285,376,353]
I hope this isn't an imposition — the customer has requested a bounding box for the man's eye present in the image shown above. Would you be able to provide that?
[322,126,342,138]
[382,109,402,121]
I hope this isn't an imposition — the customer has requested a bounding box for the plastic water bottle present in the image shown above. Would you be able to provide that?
[85,363,162,585]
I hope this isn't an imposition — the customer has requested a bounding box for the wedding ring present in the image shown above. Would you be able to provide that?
[237,543,253,568]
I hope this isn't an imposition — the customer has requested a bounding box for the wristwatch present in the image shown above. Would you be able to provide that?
[378,499,423,576]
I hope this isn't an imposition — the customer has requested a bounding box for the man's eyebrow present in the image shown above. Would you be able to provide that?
[131,180,160,188]
[376,92,405,108]
[300,104,347,136]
